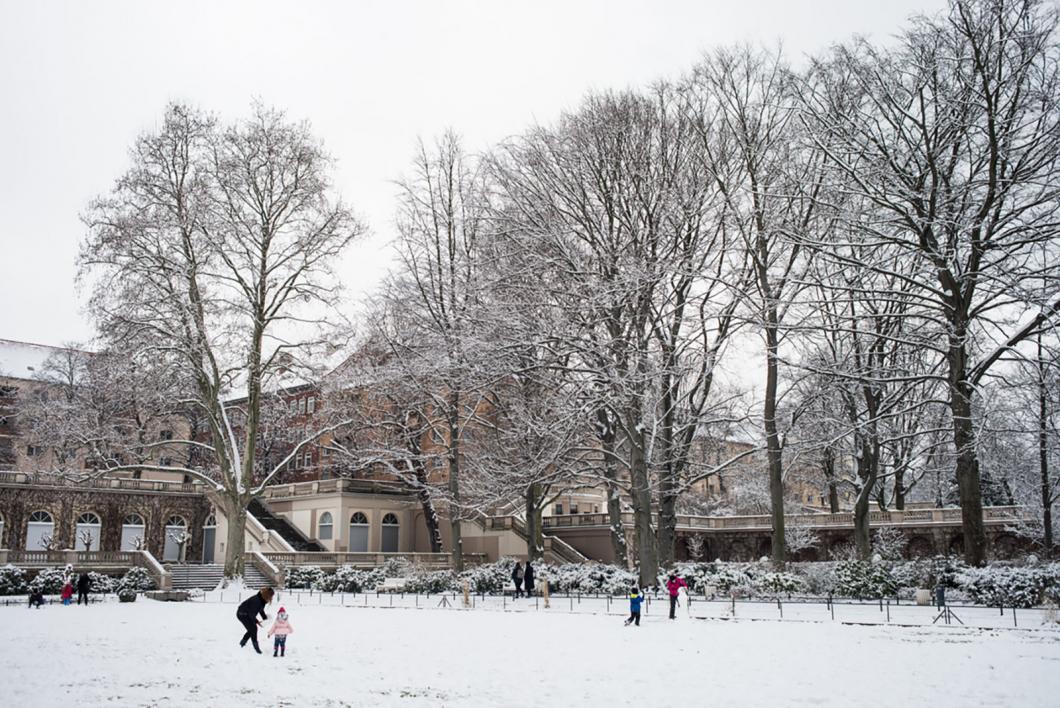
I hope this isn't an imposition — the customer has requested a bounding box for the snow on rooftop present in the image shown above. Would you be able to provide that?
[0,338,86,381]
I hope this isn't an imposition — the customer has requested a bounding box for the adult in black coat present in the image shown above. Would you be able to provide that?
[236,587,274,654]
[524,561,535,595]
[76,573,91,606]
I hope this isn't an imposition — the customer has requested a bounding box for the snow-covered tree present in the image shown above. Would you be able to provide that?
[80,103,364,581]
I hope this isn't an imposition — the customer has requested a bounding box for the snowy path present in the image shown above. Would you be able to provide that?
[5,599,1059,707]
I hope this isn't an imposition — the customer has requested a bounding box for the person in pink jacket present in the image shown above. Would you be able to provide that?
[666,573,687,620]
[267,606,293,657]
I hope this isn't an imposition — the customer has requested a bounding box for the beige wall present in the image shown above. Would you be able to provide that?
[267,493,420,553]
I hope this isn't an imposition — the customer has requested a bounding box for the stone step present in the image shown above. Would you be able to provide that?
[165,564,271,590]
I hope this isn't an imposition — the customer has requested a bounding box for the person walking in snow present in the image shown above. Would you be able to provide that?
[76,572,91,606]
[524,560,535,596]
[236,587,274,654]
[511,561,525,598]
[60,580,74,606]
[267,606,293,657]
[666,572,687,620]
[624,586,644,627]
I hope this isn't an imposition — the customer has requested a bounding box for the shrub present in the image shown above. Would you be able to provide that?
[29,565,73,594]
[541,562,637,595]
[955,565,1058,608]
[87,572,117,593]
[285,565,326,590]
[834,561,898,599]
[460,558,517,594]
[315,565,382,593]
[117,566,156,593]
[117,588,137,603]
[404,569,457,594]
[0,565,27,596]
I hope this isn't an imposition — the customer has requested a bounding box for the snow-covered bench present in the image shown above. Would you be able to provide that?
[377,577,408,593]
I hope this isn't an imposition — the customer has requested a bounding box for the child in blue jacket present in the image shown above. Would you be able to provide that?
[624,586,644,626]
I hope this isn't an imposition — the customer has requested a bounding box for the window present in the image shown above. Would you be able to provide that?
[289,398,299,413]
[163,516,188,562]
[349,512,369,552]
[121,513,146,551]
[301,396,308,414]
[159,429,173,441]
[75,511,102,553]
[160,457,173,467]
[318,512,333,540]
[26,445,38,457]
[554,504,564,515]
[570,503,579,515]
[26,510,54,551]
[306,395,316,413]
[381,513,399,553]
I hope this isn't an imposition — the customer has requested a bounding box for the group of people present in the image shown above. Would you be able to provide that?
[509,561,536,597]
[624,573,688,628]
[236,586,293,657]
[28,572,92,608]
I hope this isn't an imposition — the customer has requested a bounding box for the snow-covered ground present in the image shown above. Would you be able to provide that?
[4,596,1059,707]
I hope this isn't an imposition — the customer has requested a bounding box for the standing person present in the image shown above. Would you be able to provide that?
[523,560,535,596]
[236,587,274,654]
[60,580,74,606]
[511,561,524,598]
[266,606,293,658]
[665,572,687,620]
[624,586,644,627]
[76,572,91,606]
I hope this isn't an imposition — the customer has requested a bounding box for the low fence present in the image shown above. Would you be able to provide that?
[263,551,487,570]
[183,587,1059,631]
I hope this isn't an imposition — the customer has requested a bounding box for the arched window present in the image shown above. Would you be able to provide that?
[121,513,146,551]
[318,512,333,540]
[348,511,369,552]
[203,514,216,527]
[26,510,54,551]
[163,516,188,562]
[381,513,399,553]
[75,512,102,551]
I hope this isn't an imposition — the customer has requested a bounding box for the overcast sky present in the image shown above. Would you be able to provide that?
[0,0,946,348]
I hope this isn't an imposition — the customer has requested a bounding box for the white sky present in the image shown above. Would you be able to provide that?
[0,0,946,348]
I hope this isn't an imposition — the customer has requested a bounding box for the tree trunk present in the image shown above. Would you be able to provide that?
[525,483,544,561]
[597,410,627,566]
[823,445,840,514]
[853,442,877,561]
[764,325,786,566]
[950,371,987,565]
[417,483,443,554]
[628,426,657,587]
[893,465,906,511]
[1039,336,1053,551]
[448,390,463,572]
[223,498,247,581]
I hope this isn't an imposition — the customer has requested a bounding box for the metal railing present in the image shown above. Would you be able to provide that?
[538,506,1030,533]
[264,551,487,569]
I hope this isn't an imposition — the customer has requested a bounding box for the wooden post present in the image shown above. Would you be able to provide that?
[462,581,471,608]
[543,580,550,609]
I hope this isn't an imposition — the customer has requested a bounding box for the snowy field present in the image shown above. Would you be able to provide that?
[4,597,1059,707]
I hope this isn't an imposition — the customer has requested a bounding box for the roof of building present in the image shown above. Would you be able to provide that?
[0,338,89,382]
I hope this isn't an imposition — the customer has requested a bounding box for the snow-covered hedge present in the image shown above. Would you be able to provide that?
[0,564,28,595]
[662,562,804,597]
[29,565,74,594]
[285,565,326,590]
[459,558,517,593]
[954,564,1060,608]
[315,565,384,593]
[541,562,637,595]
[834,561,899,599]
[87,572,118,593]
[117,566,156,593]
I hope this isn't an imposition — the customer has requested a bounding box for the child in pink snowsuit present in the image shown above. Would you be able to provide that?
[267,606,293,657]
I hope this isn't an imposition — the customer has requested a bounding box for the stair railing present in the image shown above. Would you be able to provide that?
[135,549,172,590]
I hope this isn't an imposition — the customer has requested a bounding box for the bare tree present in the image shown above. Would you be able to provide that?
[80,103,363,581]
[801,0,1060,564]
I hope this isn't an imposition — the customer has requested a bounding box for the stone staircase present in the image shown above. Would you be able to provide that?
[166,563,271,590]
[248,498,325,552]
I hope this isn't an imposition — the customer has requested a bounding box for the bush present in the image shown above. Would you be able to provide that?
[285,565,326,590]
[29,565,73,594]
[315,565,383,593]
[117,588,137,603]
[0,565,27,596]
[834,561,898,599]
[86,572,117,593]
[117,566,156,593]
[542,562,637,595]
[404,569,457,594]
[955,565,1059,608]
[459,559,517,594]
